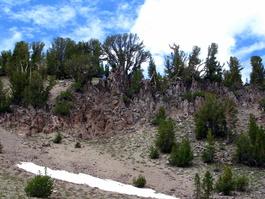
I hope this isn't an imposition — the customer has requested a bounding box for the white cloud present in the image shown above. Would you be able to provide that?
[8,5,76,29]
[132,0,265,78]
[0,28,23,51]
[65,19,106,42]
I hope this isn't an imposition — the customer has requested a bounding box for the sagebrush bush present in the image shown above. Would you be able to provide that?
[24,169,54,198]
[168,138,193,167]
[149,146,159,159]
[155,117,176,153]
[133,174,146,188]
[53,132,62,144]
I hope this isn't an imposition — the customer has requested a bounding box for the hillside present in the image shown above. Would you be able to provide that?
[1,78,265,199]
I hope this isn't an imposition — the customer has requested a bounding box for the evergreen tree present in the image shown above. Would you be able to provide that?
[204,43,223,82]
[223,56,243,89]
[46,37,76,79]
[168,138,193,167]
[215,164,235,195]
[250,56,265,86]
[201,129,216,163]
[236,114,265,167]
[155,118,176,153]
[202,171,214,199]
[148,56,157,80]
[194,94,228,139]
[188,45,202,80]
[164,44,187,79]
[0,50,12,75]
[194,173,201,199]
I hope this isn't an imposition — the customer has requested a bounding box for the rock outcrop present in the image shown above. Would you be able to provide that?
[1,78,265,139]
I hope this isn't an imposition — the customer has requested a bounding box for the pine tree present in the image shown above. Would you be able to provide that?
[250,56,265,86]
[223,56,243,89]
[215,164,235,195]
[194,173,201,199]
[202,171,214,199]
[204,43,223,83]
[155,118,176,153]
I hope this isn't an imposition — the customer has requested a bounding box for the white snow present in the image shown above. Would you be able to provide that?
[17,162,178,199]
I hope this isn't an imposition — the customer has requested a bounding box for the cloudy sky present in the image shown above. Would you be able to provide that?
[1,0,265,81]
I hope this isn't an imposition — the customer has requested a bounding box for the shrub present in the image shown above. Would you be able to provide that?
[53,101,74,116]
[0,141,3,153]
[53,132,62,144]
[122,95,131,107]
[215,164,235,195]
[151,106,166,126]
[149,146,159,159]
[194,94,228,139]
[24,169,54,198]
[235,175,249,192]
[202,171,214,199]
[75,141,81,148]
[56,90,74,101]
[184,91,205,103]
[236,114,265,167]
[155,117,176,153]
[168,138,193,167]
[133,174,146,188]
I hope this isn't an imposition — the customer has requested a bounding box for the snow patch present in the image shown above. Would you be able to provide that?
[17,162,178,199]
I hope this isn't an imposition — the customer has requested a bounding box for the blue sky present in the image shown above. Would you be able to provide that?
[1,0,265,81]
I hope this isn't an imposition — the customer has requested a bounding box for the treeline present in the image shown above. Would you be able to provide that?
[0,33,265,111]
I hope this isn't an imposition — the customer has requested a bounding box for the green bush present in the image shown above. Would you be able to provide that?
[56,90,74,101]
[24,169,54,198]
[133,174,146,188]
[53,101,74,116]
[75,141,81,148]
[151,106,166,126]
[53,132,62,144]
[155,117,176,153]
[235,175,249,192]
[168,138,193,167]
[149,146,159,159]
[184,91,205,103]
[215,164,235,195]
[236,114,265,167]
